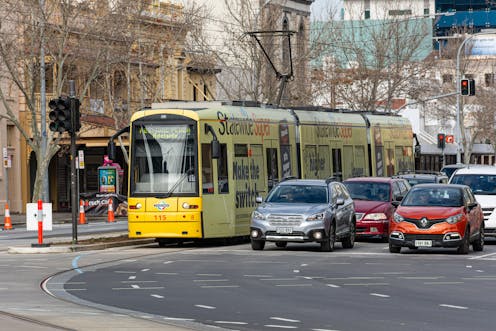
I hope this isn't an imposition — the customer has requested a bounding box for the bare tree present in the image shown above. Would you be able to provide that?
[312,7,436,111]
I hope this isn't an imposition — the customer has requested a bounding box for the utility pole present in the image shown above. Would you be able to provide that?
[69,81,78,244]
[39,0,49,202]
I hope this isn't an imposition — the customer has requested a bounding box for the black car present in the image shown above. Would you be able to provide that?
[393,171,448,186]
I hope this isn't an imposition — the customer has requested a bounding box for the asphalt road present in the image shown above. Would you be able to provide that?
[44,239,496,331]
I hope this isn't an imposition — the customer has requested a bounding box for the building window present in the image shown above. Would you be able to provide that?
[424,8,429,15]
[442,74,453,84]
[364,10,370,19]
[485,73,494,86]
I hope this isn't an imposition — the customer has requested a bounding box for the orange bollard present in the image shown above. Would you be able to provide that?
[107,198,115,223]
[78,199,86,225]
[3,202,12,230]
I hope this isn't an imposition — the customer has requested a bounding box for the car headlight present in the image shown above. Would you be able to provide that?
[251,210,265,221]
[446,213,463,224]
[393,212,404,223]
[307,212,325,222]
[363,213,387,221]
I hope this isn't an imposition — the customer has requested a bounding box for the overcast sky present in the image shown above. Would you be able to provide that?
[310,0,342,21]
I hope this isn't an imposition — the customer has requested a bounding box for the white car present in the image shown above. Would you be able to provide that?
[449,165,496,238]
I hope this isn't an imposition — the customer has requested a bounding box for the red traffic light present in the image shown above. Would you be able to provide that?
[437,133,446,149]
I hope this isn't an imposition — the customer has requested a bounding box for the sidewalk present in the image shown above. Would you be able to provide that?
[7,212,109,226]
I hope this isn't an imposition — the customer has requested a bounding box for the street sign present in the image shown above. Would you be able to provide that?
[445,135,454,144]
[78,150,85,169]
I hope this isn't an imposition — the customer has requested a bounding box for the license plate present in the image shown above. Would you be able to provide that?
[414,240,432,247]
[276,227,293,234]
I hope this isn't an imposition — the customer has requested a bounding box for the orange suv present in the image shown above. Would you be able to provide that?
[389,184,484,254]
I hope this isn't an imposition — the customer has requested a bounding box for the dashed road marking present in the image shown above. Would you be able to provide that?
[344,283,389,286]
[195,304,216,309]
[197,273,222,276]
[151,294,164,299]
[200,285,240,288]
[276,284,312,287]
[131,284,140,289]
[215,321,248,325]
[370,293,390,298]
[469,252,496,260]
[163,317,195,321]
[194,279,229,282]
[141,268,150,272]
[265,325,298,329]
[326,284,340,288]
[423,282,464,285]
[440,304,468,310]
[270,317,300,323]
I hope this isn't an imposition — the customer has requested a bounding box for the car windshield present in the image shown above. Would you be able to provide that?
[344,182,390,202]
[266,185,328,204]
[450,174,496,195]
[406,178,435,186]
[402,187,463,207]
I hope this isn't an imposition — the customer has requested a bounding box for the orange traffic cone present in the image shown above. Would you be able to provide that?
[3,203,12,230]
[107,198,115,223]
[78,199,86,225]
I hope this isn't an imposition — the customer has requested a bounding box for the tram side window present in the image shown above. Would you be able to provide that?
[332,148,342,181]
[201,144,213,194]
[218,144,229,193]
[266,148,279,190]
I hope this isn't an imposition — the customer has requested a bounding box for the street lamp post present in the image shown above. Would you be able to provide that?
[456,30,496,163]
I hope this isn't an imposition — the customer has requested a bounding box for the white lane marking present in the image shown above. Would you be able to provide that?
[121,281,157,283]
[469,252,496,260]
[293,270,300,273]
[141,268,150,272]
[275,284,312,287]
[112,286,164,290]
[476,270,484,273]
[122,259,137,262]
[151,294,164,299]
[163,317,195,321]
[344,283,389,286]
[462,277,496,280]
[244,274,273,277]
[195,304,216,309]
[215,321,248,325]
[370,293,390,298]
[200,285,240,288]
[156,272,178,275]
[440,304,468,310]
[270,317,300,323]
[131,285,140,289]
[261,278,298,281]
[423,282,464,285]
[264,325,298,329]
[303,277,313,280]
[300,264,308,267]
[326,277,385,280]
[326,284,340,288]
[196,273,222,276]
[163,261,175,264]
[193,279,229,282]
[128,276,136,280]
[398,277,444,280]
[19,265,48,269]
[466,265,472,268]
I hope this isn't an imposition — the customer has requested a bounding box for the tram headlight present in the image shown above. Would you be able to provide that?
[251,210,265,221]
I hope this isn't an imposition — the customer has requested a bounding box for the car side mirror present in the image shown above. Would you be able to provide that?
[395,195,403,201]
[391,201,400,207]
[336,198,345,206]
[467,202,478,210]
[255,196,263,203]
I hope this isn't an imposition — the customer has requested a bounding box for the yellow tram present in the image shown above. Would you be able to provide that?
[108,101,414,243]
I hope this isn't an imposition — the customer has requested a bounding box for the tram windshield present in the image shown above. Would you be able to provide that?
[131,123,197,196]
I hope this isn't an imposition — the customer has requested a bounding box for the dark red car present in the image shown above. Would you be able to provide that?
[343,177,411,241]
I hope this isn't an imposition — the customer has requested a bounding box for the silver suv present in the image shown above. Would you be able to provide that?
[250,179,356,252]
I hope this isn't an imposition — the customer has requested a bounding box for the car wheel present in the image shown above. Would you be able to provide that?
[275,241,287,248]
[457,233,470,255]
[321,223,335,252]
[251,239,265,251]
[473,225,484,252]
[389,242,401,253]
[341,222,356,249]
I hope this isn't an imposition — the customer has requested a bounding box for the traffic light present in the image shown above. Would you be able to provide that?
[437,133,446,149]
[461,79,475,96]
[48,96,81,134]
